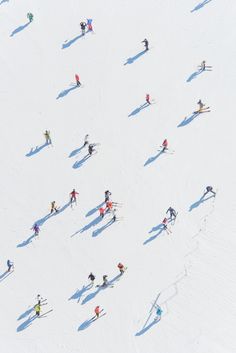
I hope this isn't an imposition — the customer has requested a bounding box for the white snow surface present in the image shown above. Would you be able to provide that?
[0,1,236,352]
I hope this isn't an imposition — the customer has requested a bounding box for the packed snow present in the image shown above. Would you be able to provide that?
[0,1,236,352]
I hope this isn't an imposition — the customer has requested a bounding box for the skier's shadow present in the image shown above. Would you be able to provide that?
[143,224,165,245]
[56,84,77,99]
[189,194,214,211]
[177,112,199,127]
[144,151,163,166]
[78,317,94,331]
[72,154,90,169]
[62,33,84,49]
[25,143,48,157]
[77,215,103,235]
[68,284,92,303]
[86,201,105,217]
[124,50,147,65]
[191,0,212,12]
[92,219,114,237]
[68,145,84,158]
[135,318,160,336]
[0,270,12,282]
[10,22,30,37]
[17,233,35,248]
[17,307,34,321]
[186,69,202,82]
[81,286,102,305]
[17,315,36,332]
[33,202,70,227]
[128,103,149,117]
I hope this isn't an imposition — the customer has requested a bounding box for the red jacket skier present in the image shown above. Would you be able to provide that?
[162,139,168,152]
[146,94,150,104]
[99,207,105,218]
[106,201,113,212]
[117,262,125,274]
[70,189,79,203]
[95,306,101,318]
[75,74,81,86]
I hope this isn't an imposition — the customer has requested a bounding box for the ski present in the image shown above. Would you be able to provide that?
[198,65,212,68]
[91,312,106,321]
[39,309,53,318]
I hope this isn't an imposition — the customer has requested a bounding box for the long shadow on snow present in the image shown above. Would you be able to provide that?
[62,33,84,49]
[135,318,160,336]
[86,201,105,217]
[25,142,48,157]
[17,233,35,248]
[69,284,92,303]
[17,315,37,332]
[10,22,30,37]
[128,103,149,117]
[144,151,163,166]
[92,219,114,237]
[191,0,212,12]
[68,145,84,158]
[73,154,90,169]
[177,112,200,127]
[18,307,34,321]
[124,50,147,65]
[56,84,77,99]
[186,69,203,82]
[82,274,121,305]
[79,216,103,234]
[78,317,94,331]
[189,195,214,212]
[0,270,12,282]
[143,224,165,245]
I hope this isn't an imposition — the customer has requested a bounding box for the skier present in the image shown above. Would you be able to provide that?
[197,99,206,112]
[94,305,101,318]
[166,207,177,220]
[88,144,95,156]
[106,200,113,212]
[70,189,79,204]
[112,208,117,222]
[154,304,162,320]
[27,13,34,22]
[80,21,87,35]
[162,217,168,230]
[142,38,149,51]
[50,201,59,214]
[117,262,125,275]
[200,60,206,71]
[99,207,105,218]
[102,275,108,287]
[203,186,216,197]
[87,19,93,31]
[146,94,151,105]
[83,134,89,147]
[162,139,168,152]
[44,130,52,145]
[36,294,43,305]
[88,272,95,285]
[105,190,112,203]
[34,304,41,317]
[7,259,14,272]
[75,74,81,86]
[33,223,40,236]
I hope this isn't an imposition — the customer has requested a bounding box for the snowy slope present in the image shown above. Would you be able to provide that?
[1,0,236,352]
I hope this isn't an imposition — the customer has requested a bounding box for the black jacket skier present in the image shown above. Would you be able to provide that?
[142,38,149,51]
